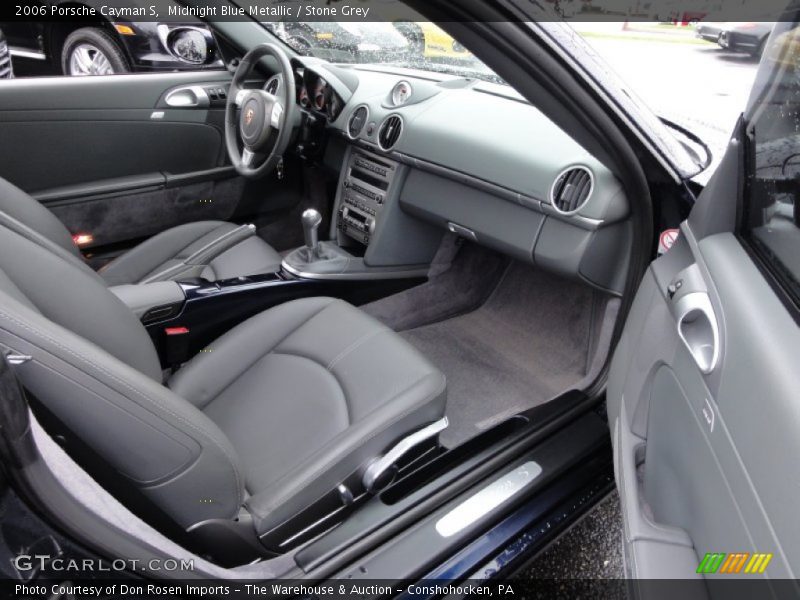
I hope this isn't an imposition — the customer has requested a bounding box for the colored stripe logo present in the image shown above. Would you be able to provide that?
[697,552,773,574]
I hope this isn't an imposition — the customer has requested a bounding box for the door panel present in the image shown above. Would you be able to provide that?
[43,177,247,250]
[0,70,305,253]
[609,21,800,588]
[0,119,222,192]
[610,226,800,584]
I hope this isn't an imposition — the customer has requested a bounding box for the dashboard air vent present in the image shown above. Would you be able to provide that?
[550,167,593,215]
[348,106,369,139]
[378,115,403,151]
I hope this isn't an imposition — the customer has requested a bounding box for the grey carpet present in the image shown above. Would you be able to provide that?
[363,236,510,332]
[401,261,597,447]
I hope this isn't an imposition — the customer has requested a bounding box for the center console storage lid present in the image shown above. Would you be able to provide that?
[109,281,185,320]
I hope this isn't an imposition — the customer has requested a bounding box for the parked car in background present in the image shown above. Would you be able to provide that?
[0,28,12,79]
[718,22,774,57]
[393,22,472,60]
[0,2,223,76]
[695,21,726,42]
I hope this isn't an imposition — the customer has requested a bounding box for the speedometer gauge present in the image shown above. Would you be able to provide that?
[391,81,413,106]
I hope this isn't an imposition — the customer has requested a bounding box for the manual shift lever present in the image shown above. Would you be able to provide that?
[302,208,323,259]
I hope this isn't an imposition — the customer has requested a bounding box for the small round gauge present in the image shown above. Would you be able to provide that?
[391,81,413,106]
[326,92,341,121]
[298,86,310,108]
[314,91,326,111]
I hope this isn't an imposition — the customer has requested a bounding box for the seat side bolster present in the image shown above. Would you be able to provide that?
[245,371,447,536]
[0,294,246,529]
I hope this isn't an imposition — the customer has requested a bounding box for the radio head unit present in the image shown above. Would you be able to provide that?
[338,151,398,246]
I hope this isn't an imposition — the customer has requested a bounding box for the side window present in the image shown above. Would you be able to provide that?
[0,16,224,80]
[742,22,800,310]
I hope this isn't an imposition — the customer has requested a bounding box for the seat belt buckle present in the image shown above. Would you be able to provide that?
[164,326,191,370]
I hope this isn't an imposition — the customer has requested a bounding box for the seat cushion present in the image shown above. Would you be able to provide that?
[169,297,447,535]
[98,221,282,285]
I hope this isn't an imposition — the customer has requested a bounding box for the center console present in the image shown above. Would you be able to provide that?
[282,144,443,279]
[134,142,444,367]
[337,150,396,246]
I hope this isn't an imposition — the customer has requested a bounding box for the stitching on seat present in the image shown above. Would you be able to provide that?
[0,309,245,510]
[325,326,391,371]
[193,300,336,408]
[271,350,351,423]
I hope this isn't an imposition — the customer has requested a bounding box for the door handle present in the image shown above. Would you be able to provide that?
[164,86,210,108]
[674,292,720,374]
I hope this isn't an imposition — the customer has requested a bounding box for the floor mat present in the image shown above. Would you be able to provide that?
[401,262,596,447]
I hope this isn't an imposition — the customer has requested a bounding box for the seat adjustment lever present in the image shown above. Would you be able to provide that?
[363,417,449,493]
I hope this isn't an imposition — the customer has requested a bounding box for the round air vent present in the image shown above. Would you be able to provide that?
[348,105,369,139]
[378,115,403,151]
[550,166,594,215]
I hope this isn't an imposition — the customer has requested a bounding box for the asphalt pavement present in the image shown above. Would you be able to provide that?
[573,23,761,180]
[520,492,626,586]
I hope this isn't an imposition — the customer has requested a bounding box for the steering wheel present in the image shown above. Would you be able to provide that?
[225,43,297,179]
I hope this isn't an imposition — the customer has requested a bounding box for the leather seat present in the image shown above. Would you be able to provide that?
[170,296,447,535]
[0,177,282,284]
[0,223,447,544]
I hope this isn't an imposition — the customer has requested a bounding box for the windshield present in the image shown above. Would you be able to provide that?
[562,21,770,183]
[261,19,505,83]
[252,11,726,180]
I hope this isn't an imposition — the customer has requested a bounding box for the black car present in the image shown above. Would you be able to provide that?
[1,2,222,76]
[718,22,774,57]
[0,27,12,78]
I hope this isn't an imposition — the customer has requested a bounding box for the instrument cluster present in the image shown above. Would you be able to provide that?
[263,67,343,122]
[301,68,344,122]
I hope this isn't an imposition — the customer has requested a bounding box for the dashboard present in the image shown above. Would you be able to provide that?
[274,59,631,294]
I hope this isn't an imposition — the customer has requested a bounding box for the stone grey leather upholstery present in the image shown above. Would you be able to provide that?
[0,177,282,285]
[0,224,447,538]
[169,297,447,534]
[98,221,282,285]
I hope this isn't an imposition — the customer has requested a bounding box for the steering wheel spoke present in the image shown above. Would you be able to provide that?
[242,148,258,168]
[270,100,284,129]
[234,89,248,108]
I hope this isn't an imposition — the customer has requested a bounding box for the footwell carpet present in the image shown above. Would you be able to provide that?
[401,262,596,447]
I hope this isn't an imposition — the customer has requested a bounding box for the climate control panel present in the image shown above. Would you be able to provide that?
[338,150,397,246]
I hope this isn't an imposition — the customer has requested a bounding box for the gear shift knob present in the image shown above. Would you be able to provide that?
[302,209,323,257]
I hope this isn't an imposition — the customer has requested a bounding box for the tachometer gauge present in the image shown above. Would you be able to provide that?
[391,81,413,106]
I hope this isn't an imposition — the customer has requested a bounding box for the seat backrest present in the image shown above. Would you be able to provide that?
[0,177,82,259]
[0,225,245,529]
